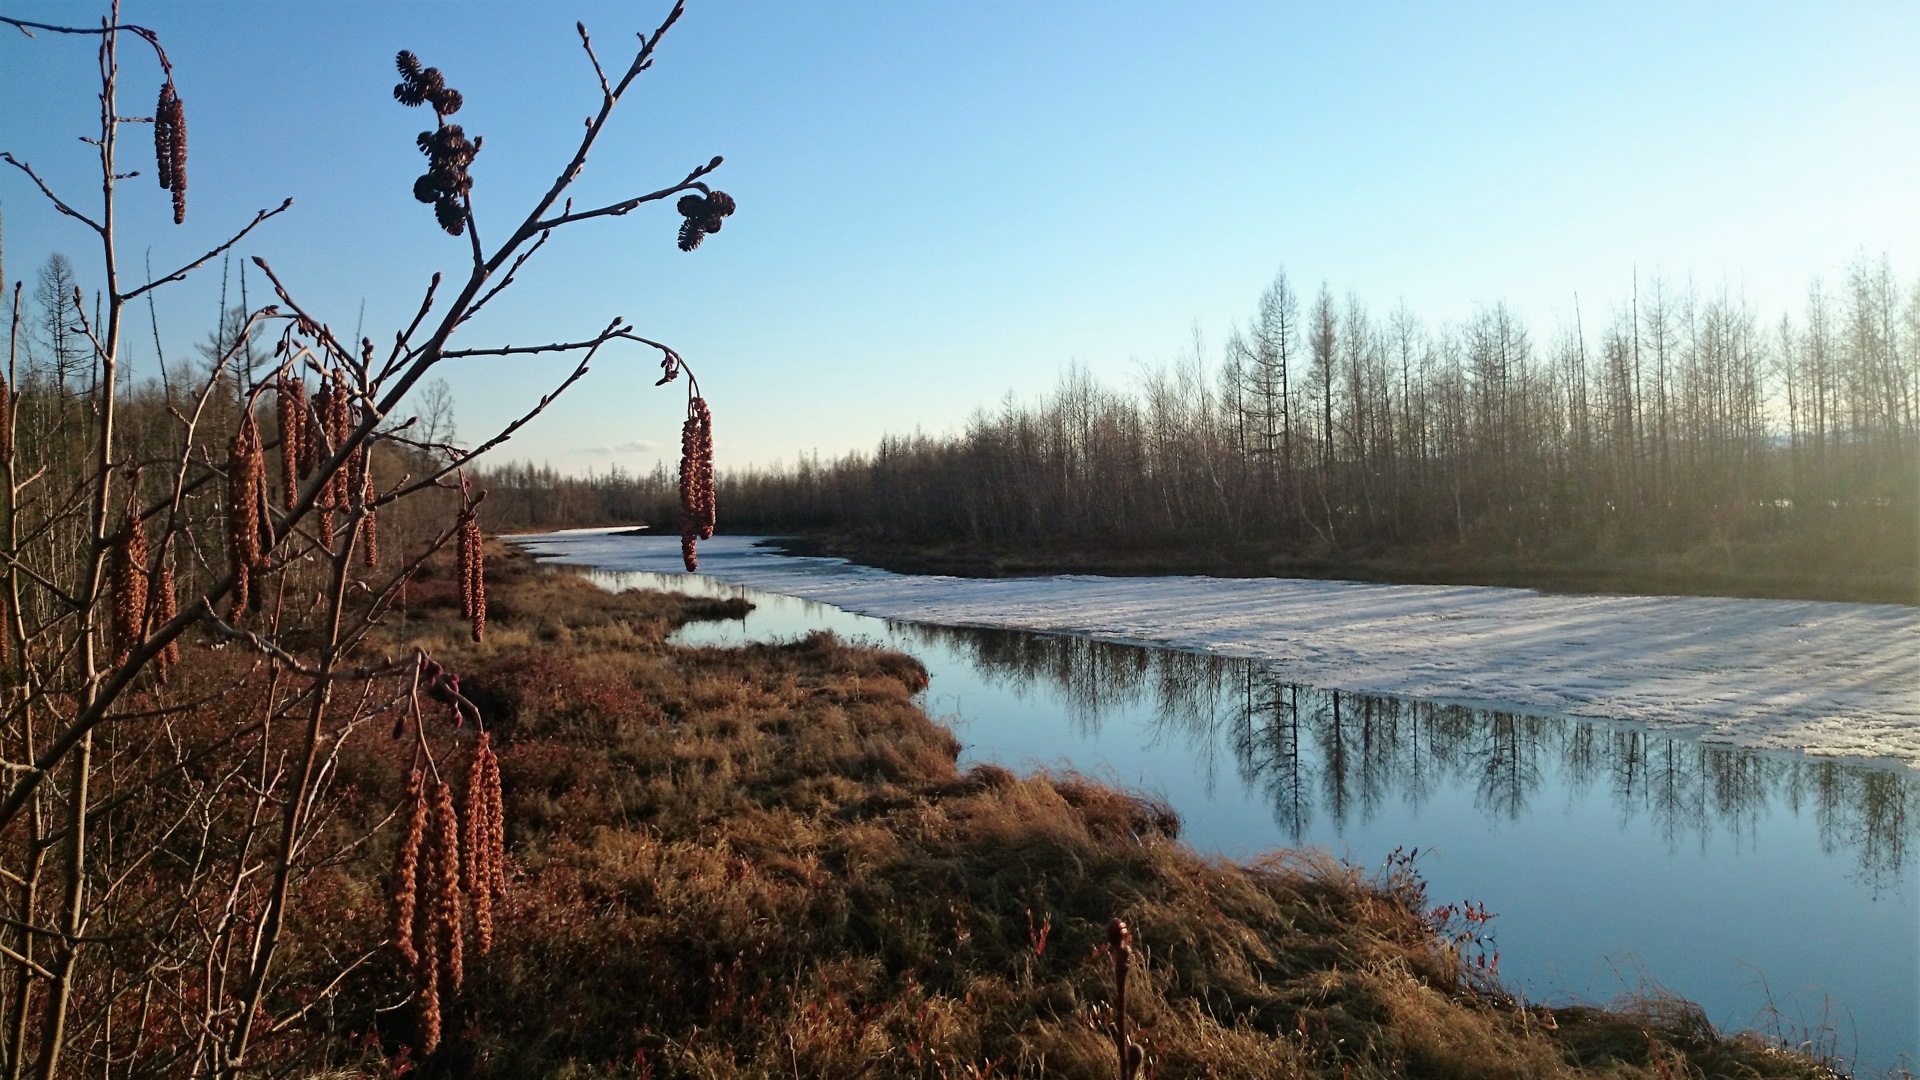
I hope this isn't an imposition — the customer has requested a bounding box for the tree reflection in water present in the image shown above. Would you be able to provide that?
[895,623,1915,893]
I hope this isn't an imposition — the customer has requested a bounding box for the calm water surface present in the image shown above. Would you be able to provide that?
[574,564,1916,1074]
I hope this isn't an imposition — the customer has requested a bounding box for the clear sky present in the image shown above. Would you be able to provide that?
[4,2,1915,476]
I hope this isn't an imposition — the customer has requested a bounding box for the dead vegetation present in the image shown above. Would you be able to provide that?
[329,545,1851,1079]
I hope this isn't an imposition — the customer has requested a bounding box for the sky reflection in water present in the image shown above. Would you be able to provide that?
[582,567,1917,1074]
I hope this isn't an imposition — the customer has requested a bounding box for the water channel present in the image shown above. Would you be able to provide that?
[523,538,1918,1073]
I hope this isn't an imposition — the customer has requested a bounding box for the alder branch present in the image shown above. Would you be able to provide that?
[577,22,612,99]
[379,328,618,503]
[121,199,294,302]
[248,259,356,368]
[380,272,443,380]
[0,15,171,74]
[457,228,551,328]
[0,154,104,233]
[532,156,721,229]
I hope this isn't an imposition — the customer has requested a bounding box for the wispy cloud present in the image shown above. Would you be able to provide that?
[580,439,662,455]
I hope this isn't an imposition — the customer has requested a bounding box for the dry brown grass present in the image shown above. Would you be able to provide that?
[323,545,1851,1079]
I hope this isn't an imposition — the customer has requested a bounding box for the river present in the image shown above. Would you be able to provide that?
[515,529,1918,1073]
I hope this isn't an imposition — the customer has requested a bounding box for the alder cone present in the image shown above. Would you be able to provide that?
[675,216,705,252]
[674,190,736,252]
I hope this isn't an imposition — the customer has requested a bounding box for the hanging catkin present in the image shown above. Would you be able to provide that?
[110,510,149,665]
[391,770,427,971]
[428,778,464,993]
[311,376,337,546]
[414,884,442,1055]
[677,396,715,571]
[324,372,355,553]
[154,81,187,224]
[152,560,179,682]
[275,371,306,508]
[361,454,379,567]
[0,375,12,460]
[458,515,485,642]
[463,734,501,954]
[226,414,265,615]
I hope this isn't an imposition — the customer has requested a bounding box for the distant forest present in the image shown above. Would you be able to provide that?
[482,259,1917,600]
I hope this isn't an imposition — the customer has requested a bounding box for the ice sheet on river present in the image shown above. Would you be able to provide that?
[516,531,1920,767]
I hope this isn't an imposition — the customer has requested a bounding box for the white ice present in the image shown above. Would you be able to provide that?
[514,530,1920,768]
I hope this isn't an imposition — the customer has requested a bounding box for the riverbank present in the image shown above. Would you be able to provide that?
[344,543,1853,1077]
[757,531,1917,606]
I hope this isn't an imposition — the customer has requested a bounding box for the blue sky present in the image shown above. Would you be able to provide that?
[4,2,1915,475]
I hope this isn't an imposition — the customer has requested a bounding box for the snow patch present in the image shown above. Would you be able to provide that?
[516,532,1920,768]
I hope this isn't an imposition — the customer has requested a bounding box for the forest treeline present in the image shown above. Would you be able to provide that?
[484,259,1917,600]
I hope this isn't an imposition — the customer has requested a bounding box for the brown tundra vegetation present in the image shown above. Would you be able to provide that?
[322,543,1848,1079]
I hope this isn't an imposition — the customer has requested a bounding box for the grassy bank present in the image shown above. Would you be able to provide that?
[297,544,1857,1078]
[759,530,1917,605]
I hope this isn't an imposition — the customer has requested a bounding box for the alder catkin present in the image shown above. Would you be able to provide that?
[154,81,188,225]
[695,398,715,540]
[677,396,715,570]
[415,903,442,1055]
[391,771,427,972]
[362,479,379,567]
[463,735,498,954]
[0,376,12,461]
[484,746,505,899]
[458,516,486,641]
[153,561,179,682]
[110,511,149,665]
[310,378,335,547]
[154,83,176,192]
[226,415,265,615]
[429,777,465,993]
[325,369,353,544]
[276,371,307,508]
